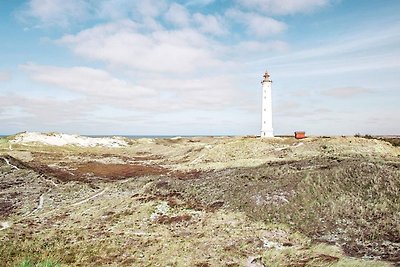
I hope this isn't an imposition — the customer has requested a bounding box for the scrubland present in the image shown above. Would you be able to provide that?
[0,133,399,266]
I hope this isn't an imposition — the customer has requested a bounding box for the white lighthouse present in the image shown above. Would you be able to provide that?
[261,71,274,137]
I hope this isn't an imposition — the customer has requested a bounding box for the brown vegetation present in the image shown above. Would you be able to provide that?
[75,162,167,180]
[0,135,398,266]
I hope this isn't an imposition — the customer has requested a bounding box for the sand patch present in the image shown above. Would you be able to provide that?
[11,132,128,148]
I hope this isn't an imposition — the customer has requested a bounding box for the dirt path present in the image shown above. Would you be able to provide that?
[274,142,304,151]
[24,192,47,217]
[39,174,58,187]
[1,157,20,170]
[0,221,10,231]
[34,194,45,211]
[72,188,108,206]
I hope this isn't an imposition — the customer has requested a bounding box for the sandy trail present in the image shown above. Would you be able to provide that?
[1,157,20,170]
[39,174,58,187]
[274,142,304,151]
[27,193,46,216]
[37,194,44,210]
[0,221,10,231]
[21,187,53,218]
[189,154,206,165]
[72,188,108,206]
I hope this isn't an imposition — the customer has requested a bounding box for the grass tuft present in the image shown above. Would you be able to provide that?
[16,259,60,267]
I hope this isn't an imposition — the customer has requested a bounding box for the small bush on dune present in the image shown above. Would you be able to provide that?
[16,259,33,267]
[16,259,60,267]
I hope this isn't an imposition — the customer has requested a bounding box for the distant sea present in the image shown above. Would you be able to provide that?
[87,135,218,139]
[0,134,230,139]
[93,135,238,139]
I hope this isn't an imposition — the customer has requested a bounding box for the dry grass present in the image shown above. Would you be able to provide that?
[0,196,390,266]
[0,135,399,266]
[150,158,400,262]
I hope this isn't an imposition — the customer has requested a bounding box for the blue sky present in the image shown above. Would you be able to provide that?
[0,0,399,136]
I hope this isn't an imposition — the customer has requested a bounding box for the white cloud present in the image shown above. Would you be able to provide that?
[0,94,93,125]
[269,25,400,63]
[227,9,287,37]
[275,100,300,112]
[95,0,132,20]
[17,0,90,27]
[20,62,250,113]
[21,63,157,100]
[322,87,372,98]
[250,24,400,76]
[0,71,11,81]
[291,90,310,97]
[96,0,167,21]
[135,0,168,18]
[139,75,249,110]
[193,13,227,35]
[235,40,289,53]
[58,20,224,74]
[247,15,287,36]
[164,3,191,27]
[17,0,170,28]
[185,0,216,7]
[239,0,330,15]
[0,91,255,135]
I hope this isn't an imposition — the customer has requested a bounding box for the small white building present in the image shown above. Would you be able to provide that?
[261,71,274,137]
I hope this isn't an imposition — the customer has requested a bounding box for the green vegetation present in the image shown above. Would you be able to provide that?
[354,133,374,139]
[354,133,400,147]
[1,200,389,266]
[381,137,400,147]
[16,259,60,267]
[154,157,400,262]
[262,244,387,267]
[276,165,399,242]
[1,135,398,266]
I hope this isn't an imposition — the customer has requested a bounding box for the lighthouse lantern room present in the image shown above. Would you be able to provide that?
[261,71,274,138]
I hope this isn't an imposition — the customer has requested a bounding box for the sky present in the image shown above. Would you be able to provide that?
[0,0,399,136]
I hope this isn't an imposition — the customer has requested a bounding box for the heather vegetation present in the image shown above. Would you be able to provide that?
[0,133,398,266]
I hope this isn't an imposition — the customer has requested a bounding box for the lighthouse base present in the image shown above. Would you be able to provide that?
[261,130,274,138]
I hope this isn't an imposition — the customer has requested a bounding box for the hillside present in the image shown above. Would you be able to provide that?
[0,133,399,266]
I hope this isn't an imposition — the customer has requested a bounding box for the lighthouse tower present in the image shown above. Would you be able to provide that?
[261,71,274,137]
